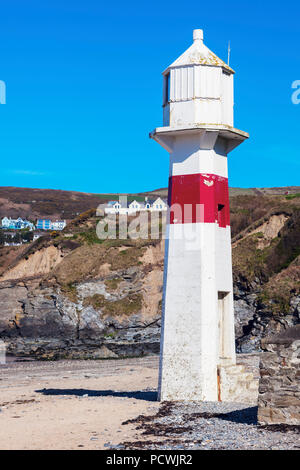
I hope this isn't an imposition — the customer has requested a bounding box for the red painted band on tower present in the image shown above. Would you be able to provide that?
[168,173,230,227]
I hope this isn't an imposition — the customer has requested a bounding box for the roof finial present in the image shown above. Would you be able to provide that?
[193,29,203,43]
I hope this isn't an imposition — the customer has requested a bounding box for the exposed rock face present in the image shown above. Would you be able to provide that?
[234,283,259,344]
[233,208,300,353]
[235,282,300,353]
[257,326,300,426]
[0,249,299,359]
[2,268,297,360]
[0,250,163,359]
[0,281,29,335]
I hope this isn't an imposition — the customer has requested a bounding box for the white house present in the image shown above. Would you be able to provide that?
[104,201,126,214]
[104,197,167,215]
[33,233,42,241]
[1,217,35,231]
[51,220,67,231]
[128,200,145,212]
[150,197,167,211]
[107,201,121,210]
[1,217,10,228]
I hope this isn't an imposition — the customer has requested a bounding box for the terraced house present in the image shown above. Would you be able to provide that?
[36,219,67,230]
[105,197,167,214]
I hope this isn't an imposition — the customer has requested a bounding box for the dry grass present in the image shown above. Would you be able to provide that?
[232,233,272,283]
[104,278,123,292]
[259,256,300,313]
[83,293,143,317]
[49,238,158,286]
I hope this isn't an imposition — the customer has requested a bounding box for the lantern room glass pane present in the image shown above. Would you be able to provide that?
[164,73,170,104]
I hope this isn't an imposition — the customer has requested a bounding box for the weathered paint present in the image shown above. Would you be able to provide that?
[162,30,234,128]
[158,222,236,401]
[168,173,230,227]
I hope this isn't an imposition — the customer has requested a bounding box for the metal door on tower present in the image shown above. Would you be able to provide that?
[218,291,230,364]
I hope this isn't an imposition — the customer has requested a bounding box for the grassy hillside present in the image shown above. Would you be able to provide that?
[1,185,299,222]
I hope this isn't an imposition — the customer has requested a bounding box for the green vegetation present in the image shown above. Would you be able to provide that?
[104,277,122,291]
[264,210,300,274]
[61,282,78,303]
[285,193,300,200]
[50,236,158,286]
[83,293,143,317]
[232,207,300,313]
[50,231,59,238]
[258,257,300,314]
[258,289,290,314]
[232,233,273,282]
[73,229,104,245]
[230,195,276,237]
[95,194,120,200]
[104,332,116,339]
[108,244,148,271]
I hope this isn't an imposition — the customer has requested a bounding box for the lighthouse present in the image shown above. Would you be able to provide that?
[150,29,249,401]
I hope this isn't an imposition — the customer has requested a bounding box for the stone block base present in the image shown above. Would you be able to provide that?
[257,329,300,426]
[218,364,259,404]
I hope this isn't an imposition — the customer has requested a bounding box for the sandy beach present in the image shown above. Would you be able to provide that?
[0,356,160,450]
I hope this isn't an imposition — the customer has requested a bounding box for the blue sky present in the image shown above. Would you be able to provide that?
[0,0,299,193]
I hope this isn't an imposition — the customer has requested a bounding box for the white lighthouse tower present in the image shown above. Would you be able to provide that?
[150,29,249,401]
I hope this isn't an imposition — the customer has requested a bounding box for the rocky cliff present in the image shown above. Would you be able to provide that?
[233,205,300,352]
[0,214,165,359]
[0,192,299,359]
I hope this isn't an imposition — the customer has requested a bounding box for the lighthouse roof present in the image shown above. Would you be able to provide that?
[164,29,234,74]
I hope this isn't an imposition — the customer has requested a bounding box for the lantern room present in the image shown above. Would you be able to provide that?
[162,29,234,128]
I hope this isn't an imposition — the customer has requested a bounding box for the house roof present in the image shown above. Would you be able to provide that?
[153,197,167,203]
[105,198,167,209]
[164,29,234,75]
[145,199,156,205]
[129,201,145,209]
[2,217,33,223]
[107,201,119,206]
